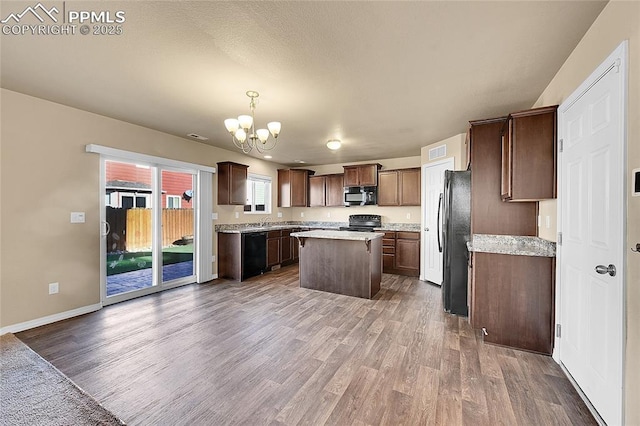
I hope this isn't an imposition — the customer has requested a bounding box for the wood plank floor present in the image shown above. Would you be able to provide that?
[17,265,595,426]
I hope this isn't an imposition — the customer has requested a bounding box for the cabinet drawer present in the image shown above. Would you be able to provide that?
[383,232,396,239]
[268,230,282,238]
[383,246,396,254]
[382,238,396,246]
[397,231,419,240]
[281,229,292,237]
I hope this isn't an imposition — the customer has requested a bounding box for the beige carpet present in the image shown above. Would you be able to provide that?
[0,333,125,426]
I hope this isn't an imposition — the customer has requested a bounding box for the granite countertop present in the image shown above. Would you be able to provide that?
[467,234,556,257]
[291,230,385,241]
[216,221,420,234]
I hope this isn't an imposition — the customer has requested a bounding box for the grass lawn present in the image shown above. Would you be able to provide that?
[106,244,193,276]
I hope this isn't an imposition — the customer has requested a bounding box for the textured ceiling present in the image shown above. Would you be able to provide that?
[0,1,607,166]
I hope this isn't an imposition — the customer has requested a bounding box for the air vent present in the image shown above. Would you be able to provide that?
[187,133,208,141]
[428,144,446,161]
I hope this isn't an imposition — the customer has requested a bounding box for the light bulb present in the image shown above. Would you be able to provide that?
[224,118,239,134]
[238,115,253,131]
[256,128,270,143]
[267,122,281,138]
[235,128,247,143]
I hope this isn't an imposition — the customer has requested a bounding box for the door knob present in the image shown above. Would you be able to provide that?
[595,264,616,277]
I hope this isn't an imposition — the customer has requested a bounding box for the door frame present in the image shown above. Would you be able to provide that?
[421,157,454,282]
[555,40,628,424]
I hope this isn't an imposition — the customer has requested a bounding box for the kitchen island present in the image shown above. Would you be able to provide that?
[291,230,384,299]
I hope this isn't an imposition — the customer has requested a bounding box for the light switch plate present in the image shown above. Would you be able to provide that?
[211,212,218,220]
[70,212,85,223]
[277,212,283,218]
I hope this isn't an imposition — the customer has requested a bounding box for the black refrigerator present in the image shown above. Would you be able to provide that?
[441,170,471,316]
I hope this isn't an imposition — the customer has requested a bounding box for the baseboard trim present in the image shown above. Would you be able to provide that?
[0,303,103,335]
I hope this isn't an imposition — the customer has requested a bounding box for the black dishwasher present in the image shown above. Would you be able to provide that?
[242,232,267,280]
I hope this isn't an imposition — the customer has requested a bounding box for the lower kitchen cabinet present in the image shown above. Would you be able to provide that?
[267,230,281,267]
[219,228,302,281]
[382,231,420,277]
[469,251,554,354]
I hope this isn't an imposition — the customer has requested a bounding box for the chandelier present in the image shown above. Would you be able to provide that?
[224,91,281,154]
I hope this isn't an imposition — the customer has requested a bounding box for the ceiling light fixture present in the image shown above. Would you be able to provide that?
[224,91,281,154]
[326,139,342,150]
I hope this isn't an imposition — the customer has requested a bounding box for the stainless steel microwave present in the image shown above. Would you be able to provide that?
[344,186,377,206]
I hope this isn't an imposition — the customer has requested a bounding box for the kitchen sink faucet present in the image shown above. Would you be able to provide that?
[258,216,271,227]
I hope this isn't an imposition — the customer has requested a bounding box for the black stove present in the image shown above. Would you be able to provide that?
[339,214,382,232]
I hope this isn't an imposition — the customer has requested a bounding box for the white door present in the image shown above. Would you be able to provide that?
[422,157,454,284]
[558,42,626,426]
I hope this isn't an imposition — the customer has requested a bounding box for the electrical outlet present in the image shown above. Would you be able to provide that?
[546,216,551,228]
[300,212,304,218]
[538,215,542,227]
[49,282,59,294]
[327,212,331,218]
[212,255,216,263]
[277,212,283,218]
[235,212,239,219]
[406,213,411,219]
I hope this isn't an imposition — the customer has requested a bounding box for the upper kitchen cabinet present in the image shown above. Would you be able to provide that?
[378,168,421,206]
[310,174,344,207]
[343,164,382,187]
[217,161,248,205]
[468,118,537,236]
[501,105,558,201]
[278,169,315,207]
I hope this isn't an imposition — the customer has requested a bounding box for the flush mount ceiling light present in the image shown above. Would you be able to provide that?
[326,139,342,150]
[224,91,281,154]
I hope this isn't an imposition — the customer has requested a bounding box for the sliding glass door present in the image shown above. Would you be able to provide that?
[160,169,195,285]
[102,160,196,303]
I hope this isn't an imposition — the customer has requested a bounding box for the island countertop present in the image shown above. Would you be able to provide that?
[291,230,385,241]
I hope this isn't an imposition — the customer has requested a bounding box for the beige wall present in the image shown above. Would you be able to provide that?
[0,88,293,328]
[532,2,640,423]
[293,156,422,224]
[421,133,467,170]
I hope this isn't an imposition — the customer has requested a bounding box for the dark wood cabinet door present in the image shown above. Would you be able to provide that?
[217,162,248,205]
[501,121,513,200]
[292,236,299,260]
[267,237,280,267]
[509,106,558,201]
[280,233,292,263]
[291,170,309,207]
[343,166,359,187]
[471,252,553,354]
[309,176,326,207]
[358,164,378,186]
[377,171,399,206]
[278,169,313,207]
[469,118,537,236]
[399,168,421,206]
[395,232,420,276]
[325,174,344,207]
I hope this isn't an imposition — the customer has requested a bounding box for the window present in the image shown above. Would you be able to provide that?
[120,193,150,209]
[167,195,181,209]
[244,174,271,214]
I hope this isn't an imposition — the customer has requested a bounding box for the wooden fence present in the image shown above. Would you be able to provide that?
[106,207,194,252]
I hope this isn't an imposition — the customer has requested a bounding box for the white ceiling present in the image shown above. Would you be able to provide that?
[0,1,607,166]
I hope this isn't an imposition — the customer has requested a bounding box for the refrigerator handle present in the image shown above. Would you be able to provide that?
[437,192,443,253]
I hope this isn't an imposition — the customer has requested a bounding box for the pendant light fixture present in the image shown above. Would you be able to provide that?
[224,91,281,154]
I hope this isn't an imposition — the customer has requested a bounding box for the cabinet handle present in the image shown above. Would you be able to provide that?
[481,327,488,336]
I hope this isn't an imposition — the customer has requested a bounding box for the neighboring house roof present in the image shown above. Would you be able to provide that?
[106,180,152,192]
